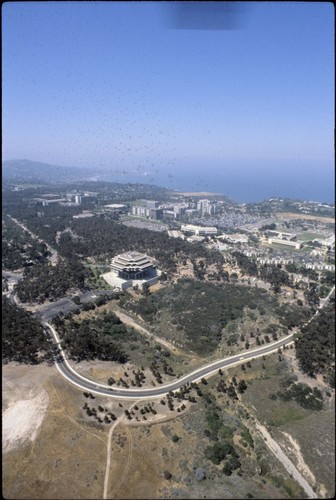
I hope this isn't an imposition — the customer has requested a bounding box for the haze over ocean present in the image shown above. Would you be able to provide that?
[100,159,334,204]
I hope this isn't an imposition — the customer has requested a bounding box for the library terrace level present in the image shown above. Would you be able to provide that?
[102,251,160,291]
[110,251,156,280]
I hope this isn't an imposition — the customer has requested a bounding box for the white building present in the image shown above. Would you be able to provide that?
[105,204,126,212]
[132,206,150,217]
[197,199,216,215]
[268,238,302,249]
[102,251,160,290]
[222,234,249,244]
[181,224,217,236]
[269,231,297,241]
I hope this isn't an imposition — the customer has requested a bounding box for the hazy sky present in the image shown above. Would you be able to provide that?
[2,1,334,195]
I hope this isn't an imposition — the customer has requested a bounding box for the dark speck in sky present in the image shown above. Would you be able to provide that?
[164,1,249,30]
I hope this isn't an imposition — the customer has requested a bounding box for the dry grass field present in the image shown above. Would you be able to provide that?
[3,343,334,499]
[276,212,335,223]
[3,364,108,499]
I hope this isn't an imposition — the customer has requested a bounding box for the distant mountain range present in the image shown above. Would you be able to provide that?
[2,159,97,183]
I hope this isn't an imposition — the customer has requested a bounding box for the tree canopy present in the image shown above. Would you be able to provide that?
[2,297,52,364]
[295,303,335,387]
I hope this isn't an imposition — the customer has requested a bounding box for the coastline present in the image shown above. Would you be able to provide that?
[175,191,223,197]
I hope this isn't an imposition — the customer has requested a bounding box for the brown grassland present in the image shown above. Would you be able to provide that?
[2,339,334,499]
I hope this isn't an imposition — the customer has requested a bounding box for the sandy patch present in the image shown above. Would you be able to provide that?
[2,389,49,453]
[280,431,316,485]
[2,363,54,453]
[177,191,222,197]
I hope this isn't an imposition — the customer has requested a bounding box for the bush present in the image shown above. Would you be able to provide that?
[205,441,237,465]
[277,383,324,410]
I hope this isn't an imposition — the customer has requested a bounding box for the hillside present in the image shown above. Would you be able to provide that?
[2,159,94,183]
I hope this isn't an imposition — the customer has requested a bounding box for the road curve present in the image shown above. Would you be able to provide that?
[46,321,294,400]
[45,285,334,400]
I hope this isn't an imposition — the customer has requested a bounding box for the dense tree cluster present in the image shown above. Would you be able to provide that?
[58,217,223,274]
[122,279,309,355]
[15,258,91,303]
[295,303,335,387]
[276,382,324,410]
[205,441,240,468]
[2,192,82,247]
[202,388,244,475]
[4,188,224,277]
[2,297,52,364]
[259,223,277,231]
[232,251,293,291]
[2,216,50,270]
[258,264,291,291]
[232,251,258,276]
[273,302,311,329]
[52,311,129,362]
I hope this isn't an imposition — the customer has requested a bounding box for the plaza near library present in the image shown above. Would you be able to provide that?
[102,251,161,291]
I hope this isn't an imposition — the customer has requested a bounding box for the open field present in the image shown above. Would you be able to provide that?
[276,212,335,223]
[296,231,326,241]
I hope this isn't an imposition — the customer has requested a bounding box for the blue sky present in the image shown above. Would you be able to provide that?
[2,2,334,201]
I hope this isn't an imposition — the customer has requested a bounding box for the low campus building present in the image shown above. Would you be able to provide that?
[267,238,302,249]
[181,224,217,236]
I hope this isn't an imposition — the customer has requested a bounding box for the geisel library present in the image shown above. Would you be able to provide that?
[102,251,161,291]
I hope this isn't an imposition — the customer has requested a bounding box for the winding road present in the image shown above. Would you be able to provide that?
[47,320,295,400]
[44,284,335,400]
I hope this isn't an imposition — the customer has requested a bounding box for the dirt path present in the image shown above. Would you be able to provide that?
[112,307,196,358]
[254,422,317,498]
[103,400,139,499]
[280,431,316,485]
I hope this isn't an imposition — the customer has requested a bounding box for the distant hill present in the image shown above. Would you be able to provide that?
[2,159,95,183]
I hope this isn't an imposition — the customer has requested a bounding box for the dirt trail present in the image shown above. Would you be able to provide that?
[254,422,317,499]
[112,307,196,357]
[280,431,316,484]
[103,400,140,499]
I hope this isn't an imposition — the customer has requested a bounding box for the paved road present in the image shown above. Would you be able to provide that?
[319,285,335,308]
[36,290,116,321]
[46,320,295,400]
[8,216,59,265]
[45,284,335,400]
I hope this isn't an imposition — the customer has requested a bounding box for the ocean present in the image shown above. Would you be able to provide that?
[98,161,335,204]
